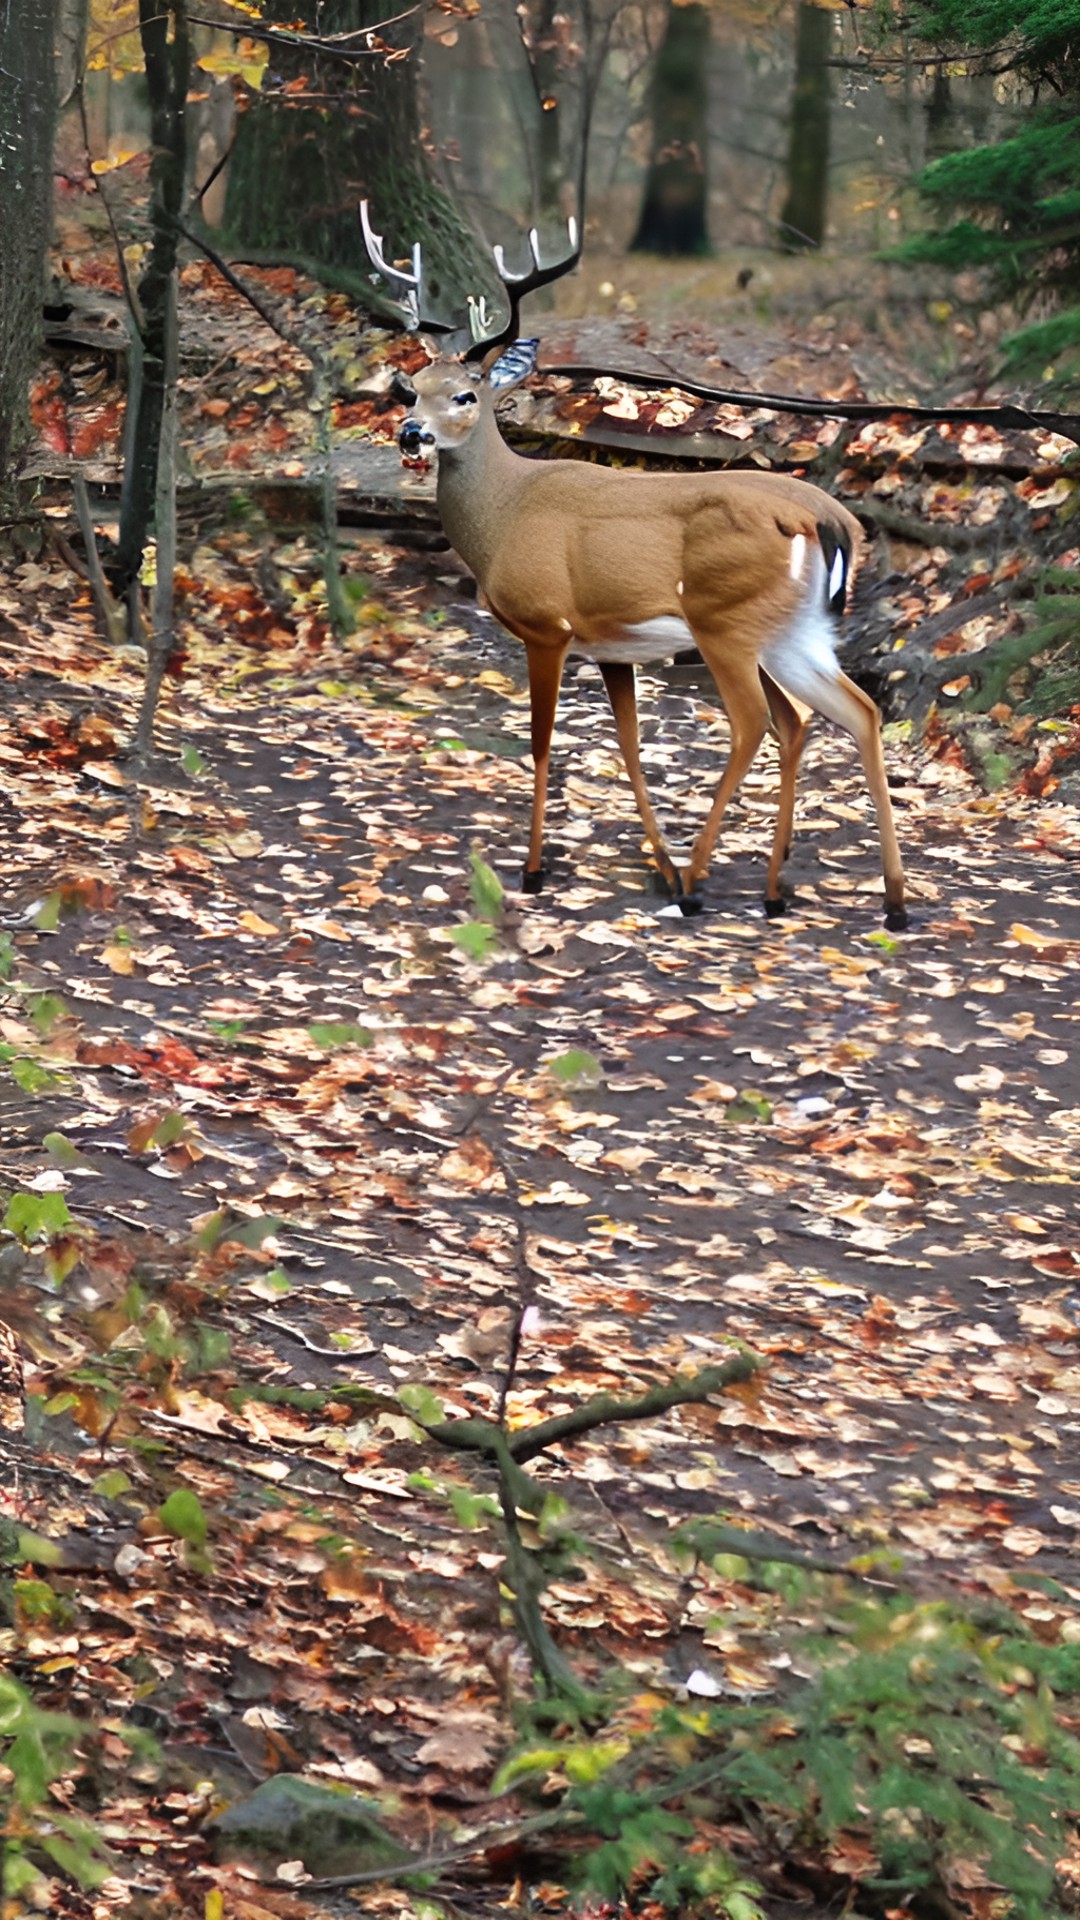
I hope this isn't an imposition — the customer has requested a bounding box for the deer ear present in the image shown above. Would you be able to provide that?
[485,338,540,391]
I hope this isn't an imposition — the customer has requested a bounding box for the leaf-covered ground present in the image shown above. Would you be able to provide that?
[3,248,1080,1916]
[1,492,1079,1914]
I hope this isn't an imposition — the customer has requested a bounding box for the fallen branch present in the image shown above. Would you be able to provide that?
[539,361,1080,447]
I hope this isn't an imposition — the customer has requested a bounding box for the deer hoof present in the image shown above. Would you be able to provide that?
[764,894,788,919]
[677,892,704,918]
[884,903,909,932]
[521,866,546,895]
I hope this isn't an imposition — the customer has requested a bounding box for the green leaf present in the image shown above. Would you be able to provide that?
[42,1132,88,1170]
[450,920,499,962]
[3,1191,73,1243]
[446,1485,500,1529]
[27,992,68,1036]
[31,891,62,932]
[92,1469,133,1499]
[42,1392,79,1418]
[469,849,504,921]
[40,1827,109,1889]
[8,1724,50,1805]
[547,1048,604,1087]
[308,1021,374,1050]
[196,1210,228,1250]
[398,1384,446,1426]
[10,1056,67,1094]
[158,1488,208,1548]
[493,1744,571,1791]
[153,1110,188,1149]
[11,1530,63,1568]
[181,745,208,776]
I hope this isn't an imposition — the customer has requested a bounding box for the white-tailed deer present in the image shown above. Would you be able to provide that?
[361,204,907,930]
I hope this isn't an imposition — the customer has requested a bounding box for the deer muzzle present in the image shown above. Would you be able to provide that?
[399,418,434,465]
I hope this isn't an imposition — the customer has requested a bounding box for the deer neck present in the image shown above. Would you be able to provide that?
[434,397,527,585]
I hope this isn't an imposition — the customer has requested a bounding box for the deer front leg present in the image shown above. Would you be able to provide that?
[598,661,684,898]
[522,641,569,893]
[684,656,771,895]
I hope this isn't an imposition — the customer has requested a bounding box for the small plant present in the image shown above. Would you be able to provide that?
[449,848,506,963]
[0,1672,113,1899]
[307,1019,374,1049]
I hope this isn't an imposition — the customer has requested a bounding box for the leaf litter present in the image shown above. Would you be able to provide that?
[2,348,1080,1917]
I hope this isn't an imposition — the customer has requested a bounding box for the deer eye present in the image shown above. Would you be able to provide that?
[451,390,478,408]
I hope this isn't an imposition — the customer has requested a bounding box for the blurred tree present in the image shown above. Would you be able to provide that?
[630,0,710,255]
[778,1,831,250]
[900,0,1080,390]
[0,0,58,501]
[223,1,499,328]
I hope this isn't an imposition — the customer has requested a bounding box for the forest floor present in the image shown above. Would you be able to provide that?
[1,247,1080,1918]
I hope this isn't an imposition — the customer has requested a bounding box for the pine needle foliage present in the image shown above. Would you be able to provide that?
[896,2,1080,388]
[516,1585,1080,1918]
[717,1594,1080,1916]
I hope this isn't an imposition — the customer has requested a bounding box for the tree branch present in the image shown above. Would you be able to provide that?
[539,361,1080,446]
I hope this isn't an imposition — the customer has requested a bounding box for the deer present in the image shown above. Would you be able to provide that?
[360,203,908,931]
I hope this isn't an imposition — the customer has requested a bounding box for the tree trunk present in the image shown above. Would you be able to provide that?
[779,1,831,252]
[113,0,190,593]
[0,0,58,501]
[630,1,709,257]
[224,1,498,328]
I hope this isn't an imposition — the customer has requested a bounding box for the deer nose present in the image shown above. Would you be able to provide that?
[399,418,432,458]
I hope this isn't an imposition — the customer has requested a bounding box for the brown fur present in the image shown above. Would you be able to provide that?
[406,359,906,925]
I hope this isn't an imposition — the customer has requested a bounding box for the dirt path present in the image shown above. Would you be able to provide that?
[3,549,1078,1572]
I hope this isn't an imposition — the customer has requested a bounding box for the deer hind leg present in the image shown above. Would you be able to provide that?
[522,641,569,893]
[768,657,907,930]
[826,670,907,929]
[760,667,810,917]
[598,661,683,897]
[682,653,772,896]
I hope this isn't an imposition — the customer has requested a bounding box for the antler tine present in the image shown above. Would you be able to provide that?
[464,215,581,360]
[358,199,422,328]
[492,215,579,291]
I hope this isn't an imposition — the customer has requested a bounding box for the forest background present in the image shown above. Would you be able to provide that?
[0,4,1079,1920]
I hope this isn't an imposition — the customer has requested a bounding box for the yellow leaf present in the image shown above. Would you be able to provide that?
[237,910,280,936]
[90,146,144,175]
[100,941,136,975]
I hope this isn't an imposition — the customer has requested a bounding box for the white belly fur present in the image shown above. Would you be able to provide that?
[564,547,849,729]
[570,615,697,666]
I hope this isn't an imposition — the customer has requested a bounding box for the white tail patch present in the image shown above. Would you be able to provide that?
[789,533,807,582]
[762,546,844,714]
[828,545,847,604]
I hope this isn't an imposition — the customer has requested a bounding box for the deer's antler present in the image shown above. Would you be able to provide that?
[358,201,423,330]
[466,216,580,361]
[360,198,580,356]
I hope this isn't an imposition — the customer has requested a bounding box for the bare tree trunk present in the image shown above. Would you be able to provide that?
[224,0,498,325]
[57,0,88,107]
[0,0,58,503]
[630,0,709,257]
[779,1,831,252]
[113,0,189,595]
